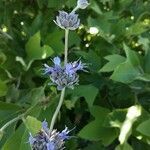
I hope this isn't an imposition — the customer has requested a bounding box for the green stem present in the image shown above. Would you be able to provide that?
[49,88,66,132]
[64,29,69,65]
[49,29,69,132]
[0,103,39,132]
[71,6,79,13]
[0,114,23,131]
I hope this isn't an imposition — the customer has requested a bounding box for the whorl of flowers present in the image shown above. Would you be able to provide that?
[44,57,86,90]
[54,0,89,30]
[29,120,71,150]
[54,11,80,30]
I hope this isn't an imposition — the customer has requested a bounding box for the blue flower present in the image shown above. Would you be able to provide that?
[44,57,86,90]
[59,127,70,140]
[65,60,87,76]
[46,142,55,150]
[29,133,36,145]
[42,119,49,132]
[29,120,72,150]
[53,57,61,66]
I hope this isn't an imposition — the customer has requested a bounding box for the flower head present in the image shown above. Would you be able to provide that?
[44,57,86,90]
[29,120,72,150]
[77,0,89,9]
[54,11,80,30]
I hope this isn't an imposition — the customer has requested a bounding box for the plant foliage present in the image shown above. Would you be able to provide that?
[0,0,150,149]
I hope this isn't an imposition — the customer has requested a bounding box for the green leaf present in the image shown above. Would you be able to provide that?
[136,74,150,82]
[45,29,64,54]
[100,54,126,72]
[0,101,21,111]
[103,109,127,128]
[0,130,3,141]
[23,116,41,135]
[83,142,104,150]
[19,130,31,150]
[123,43,140,67]
[25,32,54,61]
[144,49,150,73]
[0,102,22,124]
[0,80,8,97]
[48,0,67,8]
[70,85,99,107]
[78,106,117,145]
[110,61,141,83]
[138,36,150,52]
[0,52,7,66]
[136,119,150,137]
[75,50,101,71]
[115,143,133,150]
[125,22,149,36]
[2,125,25,150]
[91,1,103,15]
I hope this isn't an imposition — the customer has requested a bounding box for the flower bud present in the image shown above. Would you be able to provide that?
[54,11,80,30]
[77,0,89,9]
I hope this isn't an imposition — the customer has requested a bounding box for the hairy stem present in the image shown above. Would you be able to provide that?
[64,29,69,65]
[49,88,66,132]
[49,29,69,132]
[0,103,39,132]
[0,115,23,131]
[71,6,79,13]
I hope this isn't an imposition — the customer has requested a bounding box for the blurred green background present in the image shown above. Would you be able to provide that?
[0,0,150,149]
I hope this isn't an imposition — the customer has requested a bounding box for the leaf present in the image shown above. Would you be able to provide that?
[25,32,54,61]
[0,52,7,66]
[28,12,43,36]
[19,130,32,150]
[0,130,3,141]
[48,0,67,8]
[136,74,150,82]
[136,119,150,137]
[23,116,41,135]
[75,50,101,72]
[144,49,150,73]
[91,1,103,15]
[83,142,104,150]
[138,36,150,52]
[45,29,64,54]
[125,22,149,36]
[0,101,21,111]
[70,85,99,107]
[123,43,140,67]
[2,125,25,150]
[110,61,141,83]
[0,80,8,97]
[115,142,133,150]
[0,102,22,124]
[100,54,126,72]
[78,106,117,145]
[103,109,127,128]
[19,87,45,105]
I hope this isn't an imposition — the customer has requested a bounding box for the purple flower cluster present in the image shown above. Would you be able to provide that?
[44,57,86,90]
[54,11,80,30]
[29,120,71,150]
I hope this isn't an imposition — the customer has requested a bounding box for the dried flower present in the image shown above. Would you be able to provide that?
[29,120,72,150]
[77,0,89,9]
[54,11,80,30]
[44,57,86,90]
